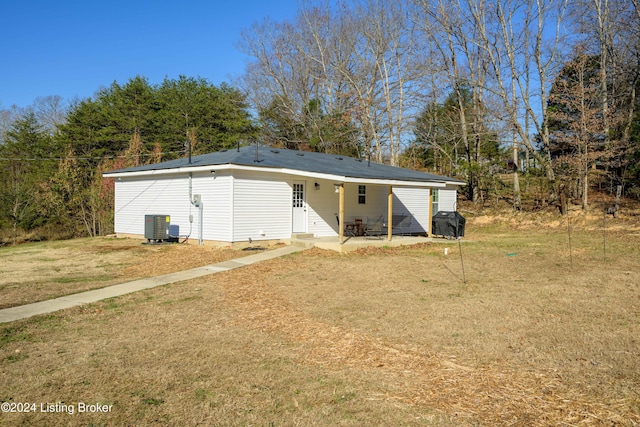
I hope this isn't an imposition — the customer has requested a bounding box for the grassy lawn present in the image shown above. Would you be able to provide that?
[1,212,639,426]
[0,237,245,309]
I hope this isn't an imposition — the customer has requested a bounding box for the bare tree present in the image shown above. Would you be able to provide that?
[493,0,525,208]
[240,0,427,163]
[238,17,315,149]
[413,0,572,205]
[33,95,67,136]
[0,105,24,145]
[572,0,640,193]
[418,0,502,202]
[238,0,640,207]
[299,5,356,152]
[472,0,569,185]
[356,0,423,165]
[418,0,474,197]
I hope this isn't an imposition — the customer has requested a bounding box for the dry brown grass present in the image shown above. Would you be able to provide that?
[0,237,244,309]
[1,212,639,426]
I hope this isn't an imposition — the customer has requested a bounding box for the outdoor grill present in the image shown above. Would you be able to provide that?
[432,211,466,238]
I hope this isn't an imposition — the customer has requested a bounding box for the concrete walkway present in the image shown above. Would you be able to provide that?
[0,245,304,324]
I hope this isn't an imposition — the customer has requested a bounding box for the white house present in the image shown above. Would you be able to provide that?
[103,146,465,246]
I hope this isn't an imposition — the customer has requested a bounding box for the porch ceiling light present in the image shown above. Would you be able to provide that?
[334,183,341,193]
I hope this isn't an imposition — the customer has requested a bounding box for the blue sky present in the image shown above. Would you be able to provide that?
[0,0,301,109]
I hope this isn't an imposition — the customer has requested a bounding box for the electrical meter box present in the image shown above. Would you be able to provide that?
[144,215,170,241]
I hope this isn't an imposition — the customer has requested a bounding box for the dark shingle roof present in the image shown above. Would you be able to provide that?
[105,146,464,184]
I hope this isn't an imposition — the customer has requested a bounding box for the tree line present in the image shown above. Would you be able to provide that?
[238,0,640,208]
[1,0,639,243]
[0,76,254,243]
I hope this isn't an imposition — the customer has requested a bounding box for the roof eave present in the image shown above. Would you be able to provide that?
[103,163,459,187]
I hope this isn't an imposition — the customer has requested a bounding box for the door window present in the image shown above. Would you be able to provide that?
[293,183,304,207]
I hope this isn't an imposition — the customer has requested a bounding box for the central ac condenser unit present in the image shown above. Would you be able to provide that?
[144,215,170,242]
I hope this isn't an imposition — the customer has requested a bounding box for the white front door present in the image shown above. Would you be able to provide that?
[292,180,307,233]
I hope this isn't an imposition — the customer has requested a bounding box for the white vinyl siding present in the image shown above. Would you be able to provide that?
[199,172,232,241]
[392,187,430,234]
[114,175,191,238]
[344,184,387,219]
[113,172,231,242]
[231,171,291,241]
[439,186,458,212]
[306,179,341,237]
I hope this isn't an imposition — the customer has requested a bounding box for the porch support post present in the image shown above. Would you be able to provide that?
[387,185,393,241]
[339,183,345,244]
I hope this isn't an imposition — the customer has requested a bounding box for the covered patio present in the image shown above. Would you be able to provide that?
[332,182,430,245]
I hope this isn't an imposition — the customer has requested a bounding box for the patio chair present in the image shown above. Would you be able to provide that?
[391,214,413,236]
[364,215,384,239]
[354,218,363,236]
[335,214,357,238]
